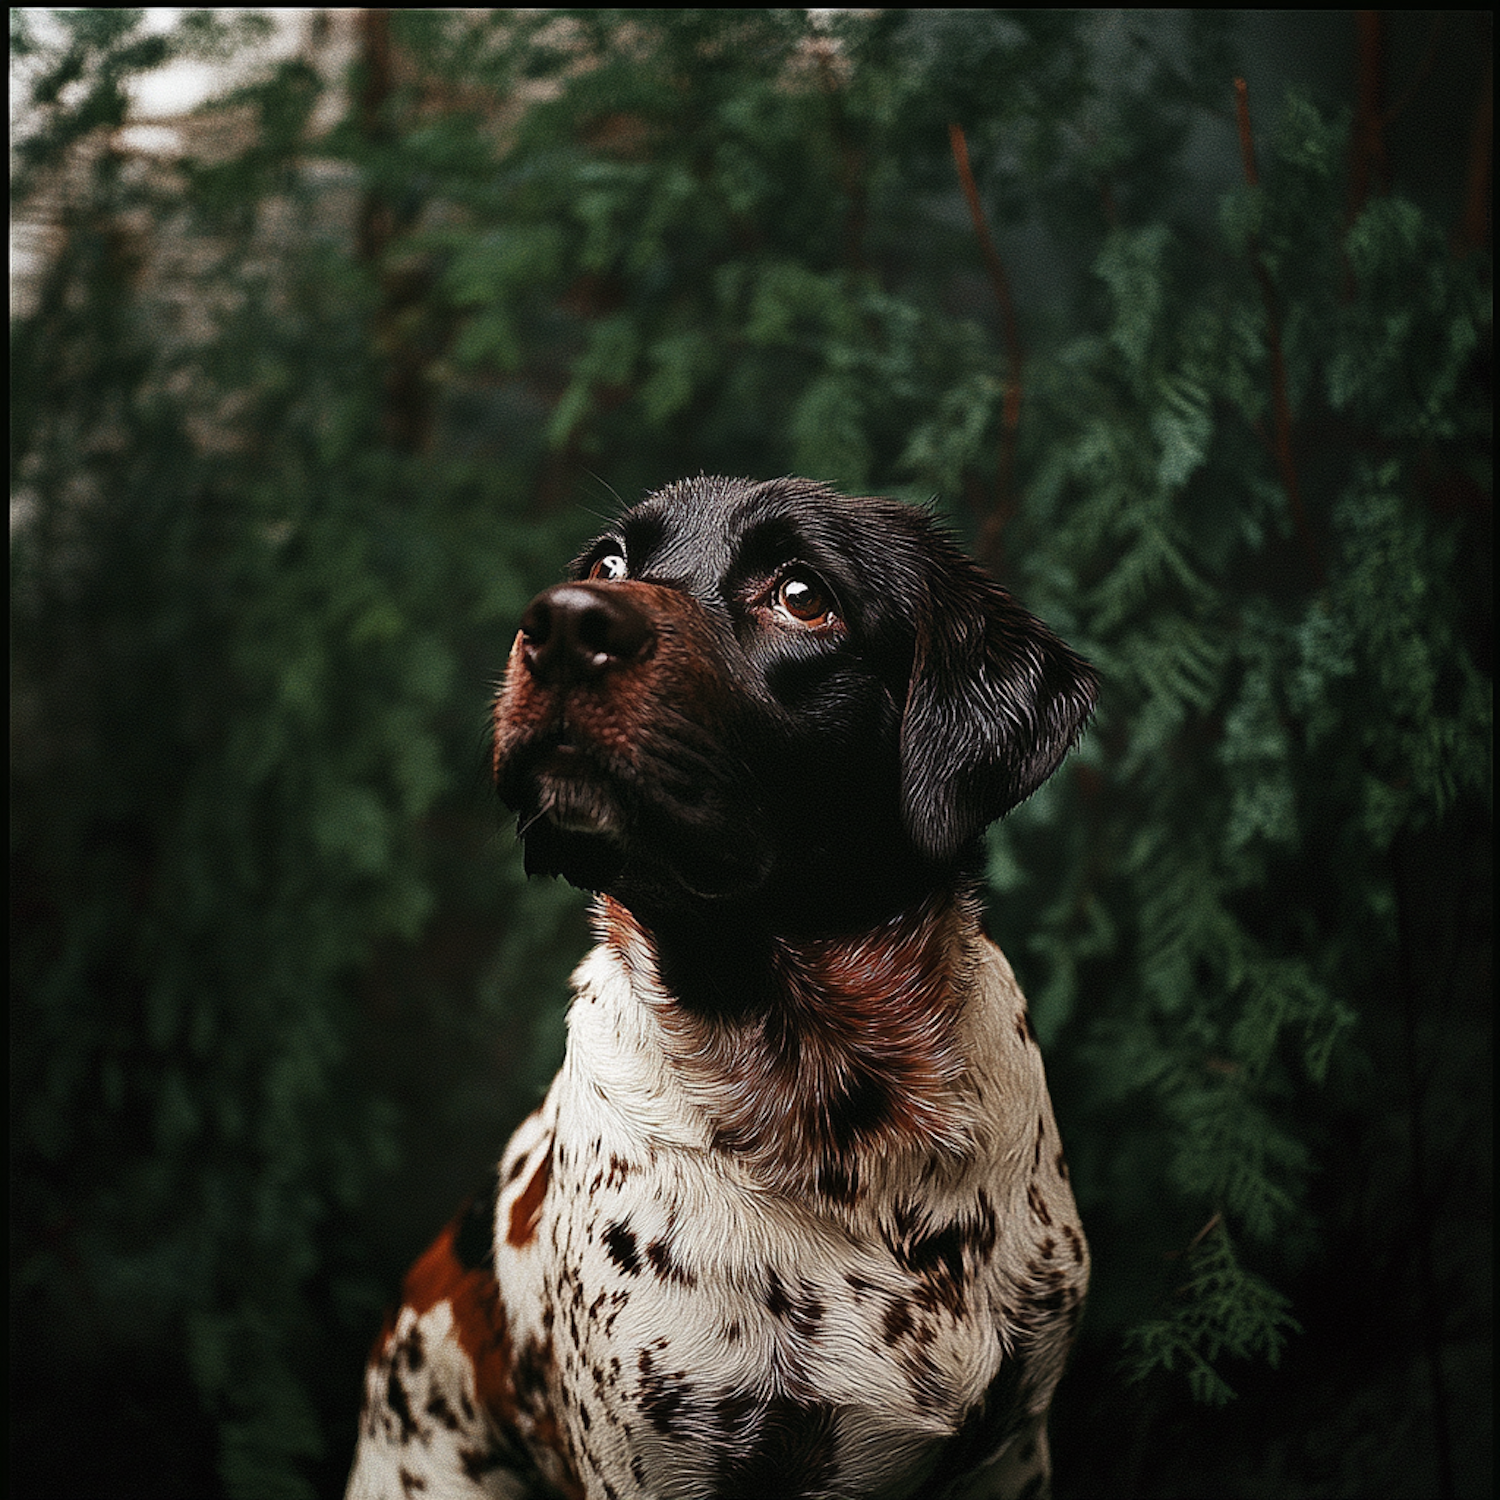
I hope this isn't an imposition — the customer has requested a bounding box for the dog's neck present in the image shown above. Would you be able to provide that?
[592,887,984,1201]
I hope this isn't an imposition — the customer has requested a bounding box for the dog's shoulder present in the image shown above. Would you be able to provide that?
[347,1104,575,1500]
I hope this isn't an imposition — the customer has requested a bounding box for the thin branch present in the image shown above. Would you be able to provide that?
[1233,79,1321,585]
[1347,12,1390,228]
[1176,1212,1224,1258]
[1232,76,1261,189]
[948,122,1022,561]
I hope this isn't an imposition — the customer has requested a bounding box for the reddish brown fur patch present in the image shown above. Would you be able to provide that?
[598,897,649,987]
[605,895,977,1197]
[391,1209,585,1498]
[507,1152,551,1248]
[491,630,528,784]
[400,1216,518,1428]
[367,1303,399,1366]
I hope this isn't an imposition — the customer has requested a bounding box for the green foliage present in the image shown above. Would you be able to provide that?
[11,8,1490,1494]
[1124,1218,1301,1406]
[12,12,586,1497]
[998,41,1490,1410]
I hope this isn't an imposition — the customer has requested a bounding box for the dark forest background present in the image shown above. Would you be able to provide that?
[10,10,1491,1498]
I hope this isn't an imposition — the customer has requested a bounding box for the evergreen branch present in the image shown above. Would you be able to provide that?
[1124,1217,1302,1405]
[948,122,1023,562]
[1233,78,1322,586]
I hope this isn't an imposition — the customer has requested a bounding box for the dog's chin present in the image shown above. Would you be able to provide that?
[511,783,771,908]
[518,815,625,893]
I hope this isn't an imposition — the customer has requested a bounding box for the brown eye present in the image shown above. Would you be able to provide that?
[776,571,839,627]
[589,552,628,581]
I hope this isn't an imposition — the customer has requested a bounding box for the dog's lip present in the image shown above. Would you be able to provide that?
[536,773,622,837]
[516,722,584,762]
[533,736,604,778]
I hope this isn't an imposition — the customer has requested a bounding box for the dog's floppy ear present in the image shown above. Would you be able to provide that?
[899,556,1097,865]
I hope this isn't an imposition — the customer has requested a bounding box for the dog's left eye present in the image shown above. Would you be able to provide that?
[774,570,841,629]
[589,552,628,582]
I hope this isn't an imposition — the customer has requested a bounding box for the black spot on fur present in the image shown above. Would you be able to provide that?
[712,1391,839,1497]
[385,1359,417,1445]
[882,1299,914,1345]
[815,1155,859,1203]
[645,1237,697,1287]
[636,1348,688,1437]
[425,1391,459,1431]
[603,1221,642,1276]
[764,1270,825,1339]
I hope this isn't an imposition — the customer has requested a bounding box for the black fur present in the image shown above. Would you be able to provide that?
[496,476,1097,941]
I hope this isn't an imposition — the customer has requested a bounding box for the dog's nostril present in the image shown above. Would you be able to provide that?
[522,583,654,684]
[519,595,554,647]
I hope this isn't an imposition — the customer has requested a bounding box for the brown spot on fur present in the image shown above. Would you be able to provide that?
[1026,1181,1054,1227]
[507,1150,551,1247]
[1063,1222,1085,1265]
[884,1192,999,1316]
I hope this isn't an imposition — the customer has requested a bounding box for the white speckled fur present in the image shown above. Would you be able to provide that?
[476,917,1086,1499]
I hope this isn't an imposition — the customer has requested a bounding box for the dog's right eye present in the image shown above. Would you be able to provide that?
[589,553,628,581]
[770,569,843,632]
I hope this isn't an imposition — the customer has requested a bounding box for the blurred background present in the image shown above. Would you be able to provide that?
[10,10,1491,1498]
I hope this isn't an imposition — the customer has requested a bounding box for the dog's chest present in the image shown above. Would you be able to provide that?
[489,943,1087,1499]
[500,1114,1007,1496]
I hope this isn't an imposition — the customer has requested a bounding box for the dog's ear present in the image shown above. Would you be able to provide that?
[899,562,1097,865]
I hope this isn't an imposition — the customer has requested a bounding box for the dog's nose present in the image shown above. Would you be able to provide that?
[520,583,655,685]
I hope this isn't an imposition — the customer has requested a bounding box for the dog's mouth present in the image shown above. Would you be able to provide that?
[534,782,620,838]
[495,695,776,904]
[498,736,631,893]
[513,740,626,841]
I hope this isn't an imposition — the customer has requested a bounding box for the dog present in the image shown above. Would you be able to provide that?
[346,476,1096,1500]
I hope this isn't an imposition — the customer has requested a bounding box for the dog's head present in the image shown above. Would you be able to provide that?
[493,477,1096,917]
